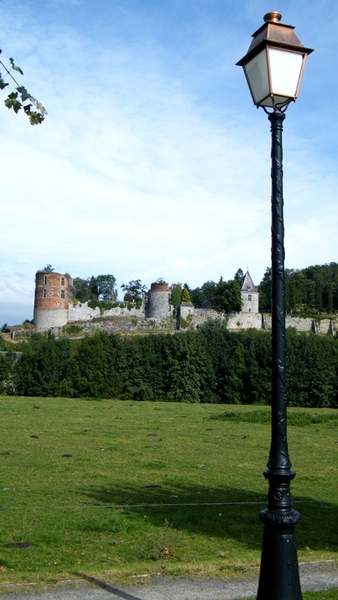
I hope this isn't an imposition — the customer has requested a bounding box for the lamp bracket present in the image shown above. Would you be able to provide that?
[262,99,294,115]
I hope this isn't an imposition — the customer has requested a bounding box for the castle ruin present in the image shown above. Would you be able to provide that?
[32,269,337,336]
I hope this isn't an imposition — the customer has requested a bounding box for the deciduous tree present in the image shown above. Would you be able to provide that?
[212,276,242,314]
[121,279,146,302]
[96,274,117,301]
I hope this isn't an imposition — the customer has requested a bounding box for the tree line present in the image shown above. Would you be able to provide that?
[71,271,243,314]
[259,263,338,315]
[2,322,337,407]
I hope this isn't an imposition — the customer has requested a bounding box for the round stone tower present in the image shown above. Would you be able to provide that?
[34,269,73,331]
[146,281,173,319]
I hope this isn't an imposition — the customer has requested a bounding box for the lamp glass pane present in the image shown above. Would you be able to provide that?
[268,48,303,98]
[244,50,269,105]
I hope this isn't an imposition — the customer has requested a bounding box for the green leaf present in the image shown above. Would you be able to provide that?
[17,85,31,102]
[9,57,24,76]
[4,91,22,113]
[28,110,45,125]
[0,75,9,90]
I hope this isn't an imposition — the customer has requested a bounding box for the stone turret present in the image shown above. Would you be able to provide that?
[146,281,173,319]
[34,269,72,331]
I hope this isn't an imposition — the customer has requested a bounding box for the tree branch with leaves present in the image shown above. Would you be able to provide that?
[0,52,47,125]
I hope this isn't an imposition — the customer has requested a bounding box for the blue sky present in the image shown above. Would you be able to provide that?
[0,0,337,325]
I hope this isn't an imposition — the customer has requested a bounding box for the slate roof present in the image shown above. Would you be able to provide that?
[241,271,257,293]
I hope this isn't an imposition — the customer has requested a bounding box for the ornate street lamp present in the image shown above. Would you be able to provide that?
[237,13,313,600]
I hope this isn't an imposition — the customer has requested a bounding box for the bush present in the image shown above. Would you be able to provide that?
[10,323,338,407]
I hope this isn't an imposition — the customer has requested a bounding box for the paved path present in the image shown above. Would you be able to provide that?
[0,561,337,599]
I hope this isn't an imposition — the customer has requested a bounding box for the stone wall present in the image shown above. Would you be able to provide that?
[191,309,262,330]
[35,297,338,337]
[191,308,226,328]
[65,314,177,335]
[71,317,176,335]
[262,315,336,334]
[68,302,145,323]
[228,312,263,330]
[192,310,338,334]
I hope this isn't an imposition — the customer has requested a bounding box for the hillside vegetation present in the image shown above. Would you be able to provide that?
[259,263,338,315]
[1,322,338,407]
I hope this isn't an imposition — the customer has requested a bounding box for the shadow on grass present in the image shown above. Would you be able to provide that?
[80,482,338,553]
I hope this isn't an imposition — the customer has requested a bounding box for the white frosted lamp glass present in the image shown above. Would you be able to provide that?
[243,50,269,106]
[268,48,304,102]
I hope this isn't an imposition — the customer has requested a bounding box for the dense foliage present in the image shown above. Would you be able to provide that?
[171,284,182,308]
[4,323,338,407]
[13,332,71,397]
[259,263,338,315]
[121,279,147,301]
[72,274,118,302]
[189,270,243,312]
[0,351,16,394]
[181,286,192,304]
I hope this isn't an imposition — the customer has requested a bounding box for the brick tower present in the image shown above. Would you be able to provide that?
[34,269,72,331]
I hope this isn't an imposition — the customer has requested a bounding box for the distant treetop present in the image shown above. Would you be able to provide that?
[37,264,55,273]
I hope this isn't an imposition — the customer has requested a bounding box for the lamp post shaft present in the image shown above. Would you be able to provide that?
[256,110,302,600]
[269,110,290,473]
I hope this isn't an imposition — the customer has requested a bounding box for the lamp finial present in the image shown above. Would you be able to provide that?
[264,12,282,23]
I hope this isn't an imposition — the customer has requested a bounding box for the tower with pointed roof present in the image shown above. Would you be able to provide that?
[241,271,259,314]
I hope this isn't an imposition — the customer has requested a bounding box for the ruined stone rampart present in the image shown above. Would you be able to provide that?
[68,302,145,323]
[69,317,176,335]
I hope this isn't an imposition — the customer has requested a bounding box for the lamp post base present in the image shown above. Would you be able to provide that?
[257,508,302,600]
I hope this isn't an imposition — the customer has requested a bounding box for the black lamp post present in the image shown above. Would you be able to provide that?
[237,13,313,600]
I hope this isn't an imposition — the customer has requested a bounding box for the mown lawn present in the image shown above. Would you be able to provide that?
[0,397,336,586]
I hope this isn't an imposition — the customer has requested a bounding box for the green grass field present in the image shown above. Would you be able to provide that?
[0,397,337,588]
